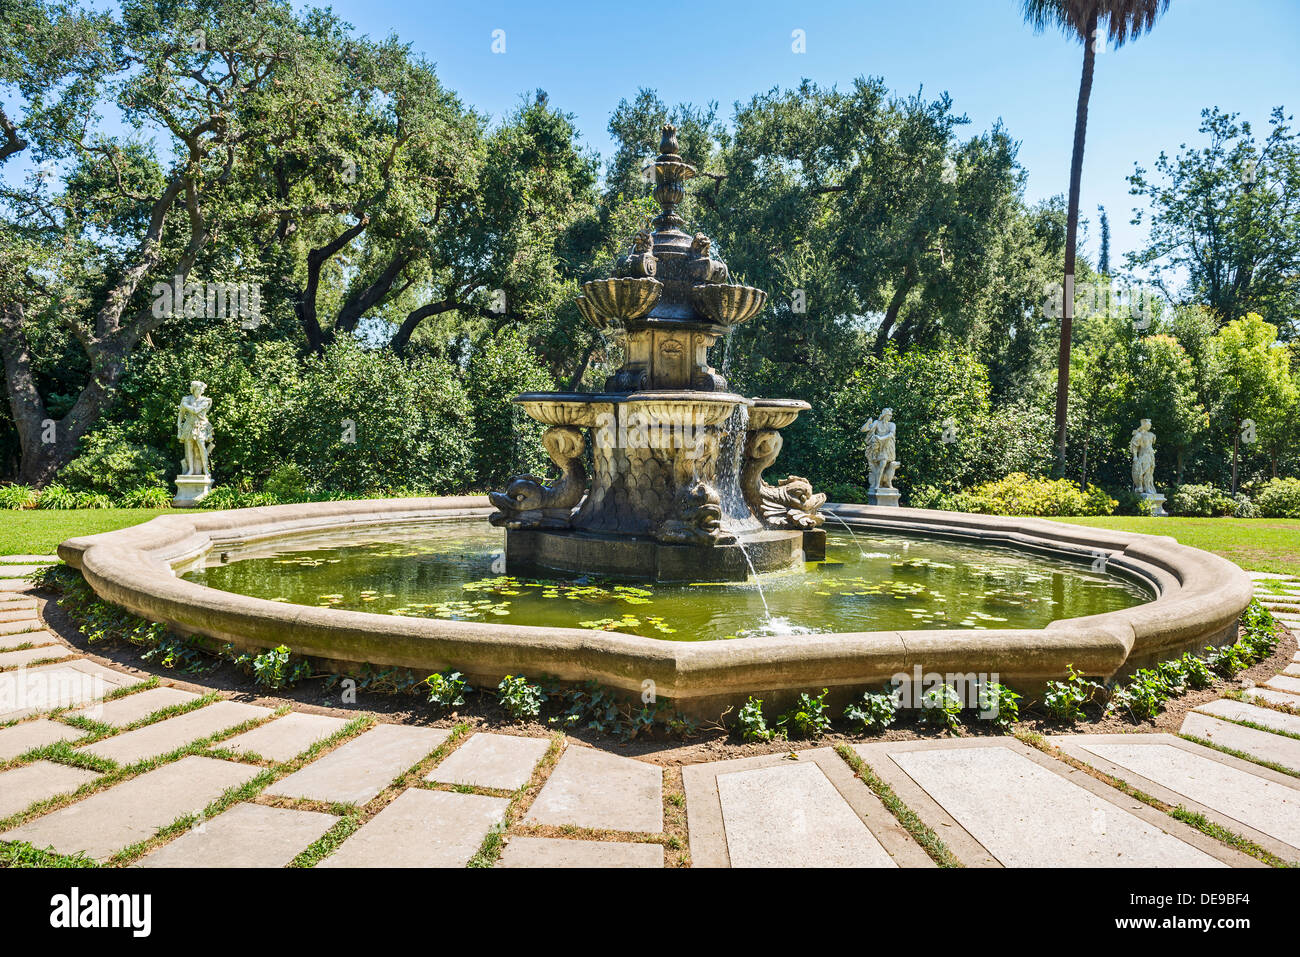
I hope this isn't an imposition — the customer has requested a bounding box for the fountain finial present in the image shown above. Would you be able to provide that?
[659,123,680,157]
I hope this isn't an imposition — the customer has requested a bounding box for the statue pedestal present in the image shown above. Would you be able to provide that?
[173,474,212,508]
[867,487,900,508]
[1138,492,1167,517]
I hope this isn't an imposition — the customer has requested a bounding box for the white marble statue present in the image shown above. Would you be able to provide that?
[860,408,900,506]
[173,380,214,506]
[1129,418,1157,496]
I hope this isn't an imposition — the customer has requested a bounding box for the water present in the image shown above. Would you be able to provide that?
[183,520,1151,642]
[826,511,868,557]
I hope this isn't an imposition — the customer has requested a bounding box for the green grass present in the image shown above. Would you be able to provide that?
[1052,515,1300,577]
[0,508,169,556]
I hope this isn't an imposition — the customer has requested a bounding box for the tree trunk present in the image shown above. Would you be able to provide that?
[1176,448,1185,486]
[873,263,916,356]
[1231,422,1240,494]
[1053,14,1098,474]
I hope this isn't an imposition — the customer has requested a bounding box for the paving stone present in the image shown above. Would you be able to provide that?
[1195,697,1300,736]
[135,803,336,868]
[0,660,144,721]
[716,761,896,868]
[0,565,43,578]
[877,743,1222,867]
[68,686,201,727]
[426,733,549,791]
[0,580,33,593]
[1,755,260,860]
[1264,674,1300,695]
[0,617,42,635]
[1244,686,1300,710]
[1181,711,1300,773]
[525,746,662,833]
[78,700,271,764]
[0,718,83,760]
[0,630,57,650]
[0,607,39,623]
[220,712,348,762]
[0,555,56,564]
[1075,739,1300,850]
[0,761,99,818]
[0,645,73,667]
[498,837,663,868]
[266,723,448,806]
[319,788,507,868]
[0,597,37,608]
[1285,664,1300,677]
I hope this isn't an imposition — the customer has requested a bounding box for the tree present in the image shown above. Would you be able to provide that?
[1127,333,1205,485]
[1127,106,1300,336]
[1020,0,1170,471]
[1205,314,1296,492]
[1097,204,1111,274]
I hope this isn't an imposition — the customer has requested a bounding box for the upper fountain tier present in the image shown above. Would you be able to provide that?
[575,124,766,393]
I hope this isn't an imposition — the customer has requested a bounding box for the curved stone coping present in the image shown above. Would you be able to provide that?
[56,498,1253,710]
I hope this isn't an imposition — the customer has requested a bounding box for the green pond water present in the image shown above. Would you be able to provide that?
[182,520,1149,641]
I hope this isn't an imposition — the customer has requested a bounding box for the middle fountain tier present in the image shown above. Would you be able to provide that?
[489,123,827,582]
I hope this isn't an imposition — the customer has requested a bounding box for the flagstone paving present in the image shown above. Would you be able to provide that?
[2,572,1299,868]
[319,789,507,868]
[0,618,44,635]
[498,836,664,868]
[525,744,662,834]
[1,755,260,860]
[1180,710,1300,772]
[0,761,99,819]
[77,700,271,764]
[219,711,348,762]
[135,804,337,868]
[0,645,74,668]
[68,686,201,727]
[266,723,449,805]
[425,732,549,792]
[0,718,84,760]
[1054,734,1300,860]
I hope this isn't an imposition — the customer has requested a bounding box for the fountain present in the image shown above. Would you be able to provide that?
[488,124,826,582]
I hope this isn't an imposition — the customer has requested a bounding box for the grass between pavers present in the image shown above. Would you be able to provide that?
[0,840,98,867]
[1014,729,1295,869]
[1177,732,1300,779]
[1053,516,1300,577]
[0,509,170,556]
[833,743,962,868]
[1199,714,1300,743]
[1225,687,1300,716]
[466,732,564,868]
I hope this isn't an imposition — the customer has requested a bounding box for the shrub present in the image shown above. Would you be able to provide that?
[0,484,38,509]
[262,463,309,500]
[1107,670,1170,721]
[1168,483,1236,517]
[1181,652,1214,690]
[425,671,470,711]
[1256,477,1300,518]
[35,484,83,509]
[58,423,168,496]
[243,644,312,690]
[496,675,545,720]
[737,696,775,741]
[949,473,1116,517]
[843,689,899,732]
[1232,492,1259,519]
[118,486,172,508]
[777,689,833,738]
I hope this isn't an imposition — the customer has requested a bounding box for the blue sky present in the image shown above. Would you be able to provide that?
[315,0,1300,275]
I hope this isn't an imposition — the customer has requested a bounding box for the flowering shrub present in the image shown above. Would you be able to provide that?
[1256,477,1300,519]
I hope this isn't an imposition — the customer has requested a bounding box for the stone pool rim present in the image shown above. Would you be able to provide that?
[57,496,1253,713]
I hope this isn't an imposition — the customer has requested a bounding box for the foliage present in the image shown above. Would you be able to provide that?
[918,684,964,732]
[933,473,1116,516]
[976,680,1020,730]
[843,689,899,733]
[1041,665,1102,723]
[0,484,38,508]
[1256,477,1300,518]
[736,696,775,742]
[237,644,312,691]
[496,675,545,721]
[1169,483,1237,517]
[777,689,833,739]
[57,423,168,495]
[424,671,470,711]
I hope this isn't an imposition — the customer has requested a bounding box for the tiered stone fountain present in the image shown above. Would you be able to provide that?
[489,124,826,582]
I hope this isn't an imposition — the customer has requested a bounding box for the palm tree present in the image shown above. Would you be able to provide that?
[1022,0,1170,473]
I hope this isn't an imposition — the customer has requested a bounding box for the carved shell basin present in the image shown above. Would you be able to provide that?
[574,295,605,330]
[621,391,749,429]
[580,277,663,320]
[748,398,810,431]
[690,283,767,327]
[513,394,612,428]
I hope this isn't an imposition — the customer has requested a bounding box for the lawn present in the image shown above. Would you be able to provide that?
[0,509,170,556]
[2,508,1297,578]
[1052,515,1300,577]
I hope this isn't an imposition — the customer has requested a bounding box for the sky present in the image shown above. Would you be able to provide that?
[308,0,1300,277]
